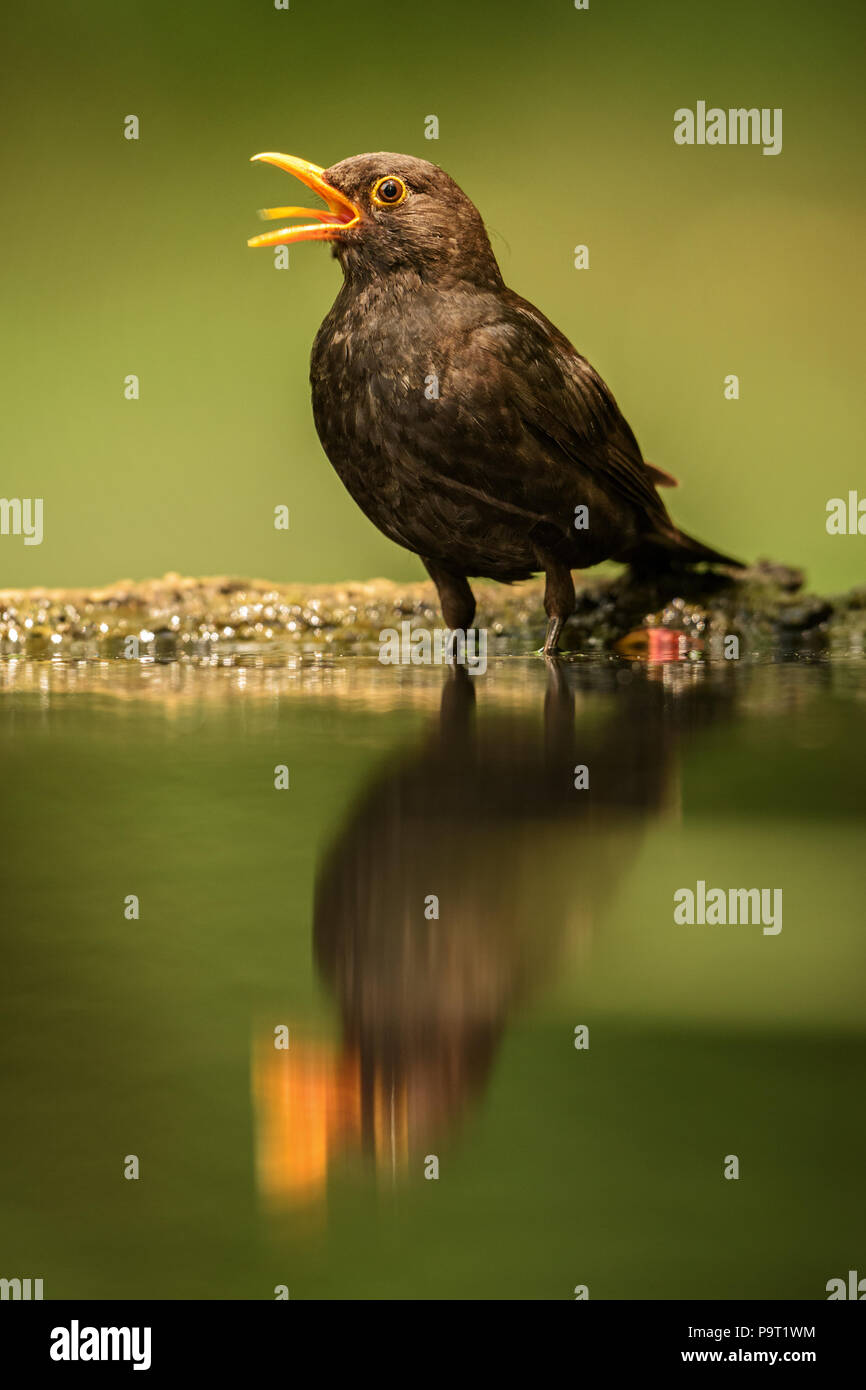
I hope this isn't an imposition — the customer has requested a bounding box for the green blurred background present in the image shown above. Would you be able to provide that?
[2,0,864,590]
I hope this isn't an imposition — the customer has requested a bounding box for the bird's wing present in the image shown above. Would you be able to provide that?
[424,293,671,528]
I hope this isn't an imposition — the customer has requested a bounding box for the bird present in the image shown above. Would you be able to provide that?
[248,151,741,653]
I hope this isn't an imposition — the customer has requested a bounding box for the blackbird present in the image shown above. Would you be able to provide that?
[249,152,741,652]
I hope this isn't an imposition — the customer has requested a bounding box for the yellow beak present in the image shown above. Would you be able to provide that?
[247,152,362,247]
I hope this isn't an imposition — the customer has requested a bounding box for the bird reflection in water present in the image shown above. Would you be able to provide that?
[253,662,731,1209]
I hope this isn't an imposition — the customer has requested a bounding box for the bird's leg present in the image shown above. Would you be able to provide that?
[541,560,575,656]
[421,558,476,634]
[543,616,564,654]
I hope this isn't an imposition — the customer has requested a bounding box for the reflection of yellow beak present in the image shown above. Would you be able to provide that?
[247,152,362,248]
[252,1037,361,1207]
[252,1033,414,1208]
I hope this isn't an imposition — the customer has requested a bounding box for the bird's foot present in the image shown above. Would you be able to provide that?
[541,616,565,657]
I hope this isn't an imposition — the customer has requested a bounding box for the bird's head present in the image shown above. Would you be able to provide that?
[248,151,503,289]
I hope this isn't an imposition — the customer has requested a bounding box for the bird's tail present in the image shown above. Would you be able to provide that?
[622,526,744,572]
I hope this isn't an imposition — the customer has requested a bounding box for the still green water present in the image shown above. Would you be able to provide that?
[1,652,864,1300]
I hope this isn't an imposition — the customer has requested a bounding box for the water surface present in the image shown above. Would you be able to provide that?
[1,652,863,1299]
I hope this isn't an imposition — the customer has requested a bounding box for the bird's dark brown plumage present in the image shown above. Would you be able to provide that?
[253,151,741,651]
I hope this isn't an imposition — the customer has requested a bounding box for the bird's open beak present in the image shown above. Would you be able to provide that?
[247,153,362,247]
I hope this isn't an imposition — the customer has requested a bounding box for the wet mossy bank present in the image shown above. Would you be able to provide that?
[0,561,863,660]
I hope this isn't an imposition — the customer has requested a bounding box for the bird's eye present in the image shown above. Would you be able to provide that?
[371,176,408,207]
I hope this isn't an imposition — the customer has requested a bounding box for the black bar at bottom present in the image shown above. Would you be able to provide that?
[2,1299,861,1374]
